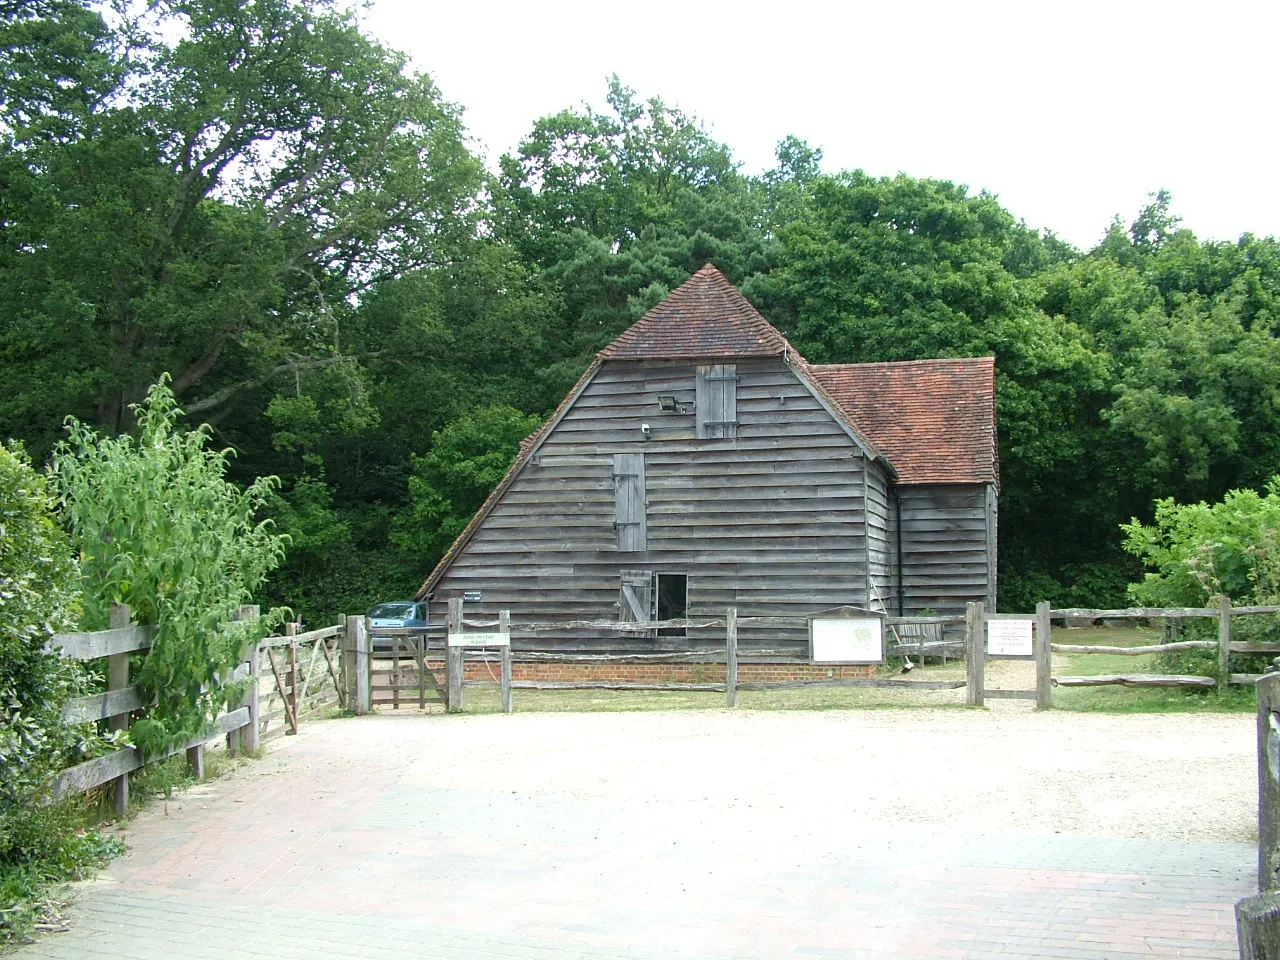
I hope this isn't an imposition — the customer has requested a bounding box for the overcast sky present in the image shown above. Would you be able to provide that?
[359,0,1276,251]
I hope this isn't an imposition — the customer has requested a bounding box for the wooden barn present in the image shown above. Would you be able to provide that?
[414,265,998,663]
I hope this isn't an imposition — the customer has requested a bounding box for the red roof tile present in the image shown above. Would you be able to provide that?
[810,357,998,487]
[598,264,789,359]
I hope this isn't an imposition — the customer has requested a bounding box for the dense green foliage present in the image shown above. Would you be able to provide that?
[4,1,1280,622]
[0,443,118,941]
[1123,479,1280,607]
[0,443,82,815]
[52,380,288,757]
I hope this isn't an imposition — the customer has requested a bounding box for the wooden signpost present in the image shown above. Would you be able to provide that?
[446,599,513,713]
[966,603,1053,710]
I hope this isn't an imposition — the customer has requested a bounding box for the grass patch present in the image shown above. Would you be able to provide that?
[443,665,970,715]
[0,801,122,945]
[1050,625,1255,713]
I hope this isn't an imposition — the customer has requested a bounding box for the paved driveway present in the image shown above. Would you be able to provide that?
[18,709,1256,959]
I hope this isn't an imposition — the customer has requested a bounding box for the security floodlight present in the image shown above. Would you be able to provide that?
[657,395,677,412]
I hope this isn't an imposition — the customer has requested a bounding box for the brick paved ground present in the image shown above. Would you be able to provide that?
[15,710,1256,960]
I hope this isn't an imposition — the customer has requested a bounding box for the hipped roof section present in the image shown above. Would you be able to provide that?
[415,265,997,600]
[599,263,790,359]
[810,357,999,488]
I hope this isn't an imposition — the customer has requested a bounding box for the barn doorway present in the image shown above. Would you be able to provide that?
[656,573,687,637]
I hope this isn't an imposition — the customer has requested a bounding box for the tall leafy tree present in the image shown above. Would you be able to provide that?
[0,0,482,455]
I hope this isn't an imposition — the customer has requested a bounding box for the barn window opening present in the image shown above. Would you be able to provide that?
[656,573,688,637]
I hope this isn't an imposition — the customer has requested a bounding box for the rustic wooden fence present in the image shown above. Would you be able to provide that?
[45,606,354,815]
[48,603,257,815]
[427,602,968,714]
[257,622,347,736]
[270,598,1280,719]
[960,598,1280,709]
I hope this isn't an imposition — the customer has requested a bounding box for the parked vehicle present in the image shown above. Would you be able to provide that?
[368,600,428,650]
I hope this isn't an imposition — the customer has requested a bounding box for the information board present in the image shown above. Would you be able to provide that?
[447,631,510,648]
[987,619,1034,656]
[810,617,883,664]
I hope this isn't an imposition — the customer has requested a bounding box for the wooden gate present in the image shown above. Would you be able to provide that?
[369,629,447,709]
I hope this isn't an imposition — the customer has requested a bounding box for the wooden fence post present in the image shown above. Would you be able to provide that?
[500,609,513,714]
[965,601,986,707]
[1242,673,1280,954]
[446,598,464,712]
[1256,672,1280,891]
[1036,601,1052,710]
[725,608,738,708]
[285,622,299,734]
[107,602,131,815]
[1237,891,1280,959]
[241,640,261,755]
[353,616,371,715]
[1219,595,1232,693]
[227,605,260,756]
[416,631,427,710]
[342,616,357,709]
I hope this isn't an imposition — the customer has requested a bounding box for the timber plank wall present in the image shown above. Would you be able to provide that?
[896,484,993,617]
[434,358,868,654]
[865,461,893,614]
[432,357,995,653]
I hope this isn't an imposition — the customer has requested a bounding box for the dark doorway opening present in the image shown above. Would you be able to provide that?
[656,573,688,637]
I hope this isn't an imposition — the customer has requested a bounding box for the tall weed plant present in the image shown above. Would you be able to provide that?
[52,378,289,758]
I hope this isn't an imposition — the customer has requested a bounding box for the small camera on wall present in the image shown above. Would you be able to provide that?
[640,423,651,438]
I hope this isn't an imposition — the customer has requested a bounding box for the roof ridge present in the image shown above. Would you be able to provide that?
[812,356,995,371]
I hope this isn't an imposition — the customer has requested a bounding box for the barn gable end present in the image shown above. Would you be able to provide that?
[417,265,999,655]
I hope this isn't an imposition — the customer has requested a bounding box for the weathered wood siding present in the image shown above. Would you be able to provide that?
[897,484,992,617]
[431,357,871,654]
[865,461,893,613]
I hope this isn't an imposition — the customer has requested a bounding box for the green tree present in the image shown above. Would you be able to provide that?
[1122,480,1280,607]
[0,0,482,455]
[394,406,543,566]
[52,379,288,756]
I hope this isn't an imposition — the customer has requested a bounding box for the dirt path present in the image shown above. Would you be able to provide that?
[15,708,1256,960]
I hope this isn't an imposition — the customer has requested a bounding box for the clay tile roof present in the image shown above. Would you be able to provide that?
[809,357,998,487]
[598,264,789,360]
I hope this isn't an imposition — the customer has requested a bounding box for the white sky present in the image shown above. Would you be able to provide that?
[360,0,1277,251]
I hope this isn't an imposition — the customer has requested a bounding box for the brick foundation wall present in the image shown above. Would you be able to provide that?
[420,659,876,684]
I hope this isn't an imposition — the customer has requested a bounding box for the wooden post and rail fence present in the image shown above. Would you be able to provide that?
[966,597,1280,710]
[45,605,350,815]
[48,594,1275,812]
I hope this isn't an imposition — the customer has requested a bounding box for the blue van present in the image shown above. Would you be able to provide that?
[368,600,428,650]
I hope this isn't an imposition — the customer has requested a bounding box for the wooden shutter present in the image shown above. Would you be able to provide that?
[696,364,738,439]
[613,453,647,552]
[619,570,653,623]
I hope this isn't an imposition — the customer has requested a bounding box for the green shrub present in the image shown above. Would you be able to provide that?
[0,443,118,942]
[52,378,289,758]
[0,443,83,834]
[1122,479,1280,606]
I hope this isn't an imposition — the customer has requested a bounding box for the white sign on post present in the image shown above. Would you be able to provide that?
[811,618,883,664]
[447,631,510,648]
[987,619,1034,656]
